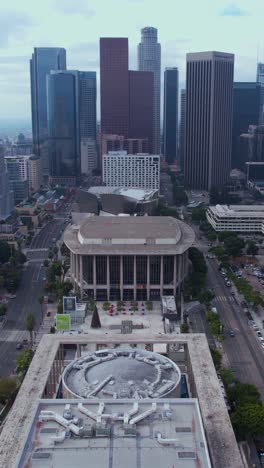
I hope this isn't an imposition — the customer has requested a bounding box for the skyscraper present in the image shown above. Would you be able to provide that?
[79,72,97,174]
[138,27,161,154]
[47,71,79,184]
[163,68,178,164]
[129,71,153,152]
[100,37,153,155]
[179,89,186,171]
[100,38,129,138]
[185,51,234,190]
[232,82,263,169]
[30,48,66,175]
[79,72,97,141]
[0,148,14,220]
[257,63,264,84]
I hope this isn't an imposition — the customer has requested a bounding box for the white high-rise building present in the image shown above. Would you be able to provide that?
[81,139,97,175]
[0,149,14,220]
[103,151,160,190]
[138,27,161,154]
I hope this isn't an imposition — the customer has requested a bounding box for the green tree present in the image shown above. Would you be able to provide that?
[219,368,236,387]
[146,301,153,311]
[16,348,34,375]
[189,247,207,274]
[247,241,259,256]
[180,323,189,333]
[224,236,245,257]
[0,241,11,264]
[0,377,17,404]
[231,403,264,439]
[0,303,7,316]
[91,306,101,328]
[191,208,206,224]
[218,231,236,242]
[26,313,35,344]
[198,290,215,305]
[227,383,261,409]
[209,347,222,370]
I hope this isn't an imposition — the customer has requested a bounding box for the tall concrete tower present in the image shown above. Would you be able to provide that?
[184,51,234,190]
[138,27,161,154]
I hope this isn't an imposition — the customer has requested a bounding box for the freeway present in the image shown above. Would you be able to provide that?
[207,258,264,400]
[0,218,67,377]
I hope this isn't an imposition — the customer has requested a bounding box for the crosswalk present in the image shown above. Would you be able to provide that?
[214,295,235,303]
[0,329,28,342]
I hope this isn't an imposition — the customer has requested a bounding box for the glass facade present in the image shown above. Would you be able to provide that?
[163,255,174,284]
[109,256,120,286]
[74,253,186,300]
[47,72,79,178]
[123,256,134,284]
[163,68,178,164]
[30,48,66,174]
[136,255,147,284]
[96,256,107,284]
[149,256,161,284]
[83,256,93,284]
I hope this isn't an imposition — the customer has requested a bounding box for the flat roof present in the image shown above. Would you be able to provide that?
[0,334,243,468]
[62,348,181,399]
[88,186,158,202]
[64,217,195,255]
[16,398,211,468]
[208,204,264,218]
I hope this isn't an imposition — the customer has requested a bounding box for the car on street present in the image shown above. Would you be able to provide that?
[229,330,235,337]
[16,343,22,350]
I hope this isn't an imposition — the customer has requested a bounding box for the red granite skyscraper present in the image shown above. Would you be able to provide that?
[100,38,129,138]
[129,71,153,153]
[100,38,154,155]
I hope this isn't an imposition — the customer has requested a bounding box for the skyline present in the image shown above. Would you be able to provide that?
[0,0,264,120]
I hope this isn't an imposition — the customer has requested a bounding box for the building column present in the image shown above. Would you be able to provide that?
[80,255,83,299]
[120,256,123,301]
[107,256,110,300]
[147,256,150,301]
[160,255,164,297]
[133,256,137,300]
[73,254,77,293]
[93,256,96,299]
[173,255,177,297]
[179,255,183,291]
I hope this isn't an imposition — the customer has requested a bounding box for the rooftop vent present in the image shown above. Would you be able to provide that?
[178,452,196,459]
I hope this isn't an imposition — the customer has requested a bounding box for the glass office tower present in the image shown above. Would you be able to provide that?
[47,71,79,183]
[30,48,66,176]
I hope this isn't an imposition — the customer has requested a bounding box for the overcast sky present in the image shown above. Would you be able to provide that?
[0,0,264,121]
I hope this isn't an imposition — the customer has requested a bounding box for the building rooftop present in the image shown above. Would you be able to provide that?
[62,348,181,399]
[88,186,158,202]
[0,333,243,468]
[16,398,211,468]
[64,216,195,255]
[209,204,264,218]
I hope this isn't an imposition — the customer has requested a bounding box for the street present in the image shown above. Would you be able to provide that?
[0,218,66,377]
[207,258,264,400]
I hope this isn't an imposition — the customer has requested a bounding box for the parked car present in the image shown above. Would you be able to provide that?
[229,330,235,337]
[16,343,22,350]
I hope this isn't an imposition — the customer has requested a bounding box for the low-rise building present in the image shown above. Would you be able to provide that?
[103,151,160,191]
[64,216,195,301]
[207,204,264,232]
[0,333,244,468]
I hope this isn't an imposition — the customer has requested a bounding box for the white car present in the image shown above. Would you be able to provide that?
[262,343,264,349]
[259,337,264,342]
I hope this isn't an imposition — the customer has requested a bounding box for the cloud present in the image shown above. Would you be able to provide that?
[220,3,249,17]
[0,10,36,47]
[0,56,28,64]
[54,0,95,17]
